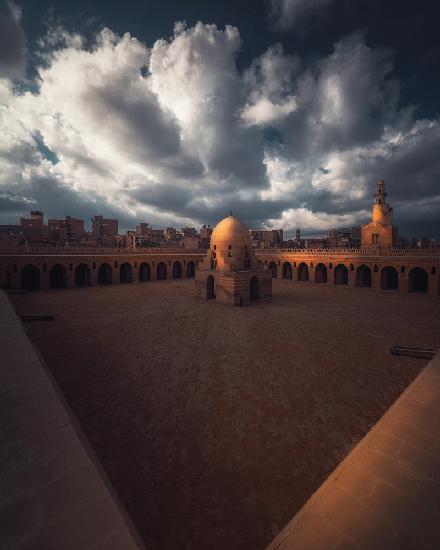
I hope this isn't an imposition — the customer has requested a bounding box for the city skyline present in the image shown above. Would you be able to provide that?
[1,0,440,238]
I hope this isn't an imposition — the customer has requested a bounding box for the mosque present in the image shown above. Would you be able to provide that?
[195,214,272,305]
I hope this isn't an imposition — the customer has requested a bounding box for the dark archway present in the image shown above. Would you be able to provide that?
[172,261,182,279]
[334,264,348,285]
[139,262,151,282]
[250,276,259,300]
[75,263,90,287]
[408,267,428,293]
[298,262,309,281]
[356,264,372,287]
[207,275,215,299]
[157,262,167,280]
[282,262,292,279]
[98,263,113,285]
[120,262,133,283]
[186,261,195,278]
[381,266,398,290]
[315,263,327,283]
[21,264,40,291]
[50,264,67,289]
[268,261,277,278]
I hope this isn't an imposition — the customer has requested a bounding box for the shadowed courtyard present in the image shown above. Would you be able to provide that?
[9,279,440,550]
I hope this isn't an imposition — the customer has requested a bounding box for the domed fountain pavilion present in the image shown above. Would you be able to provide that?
[195,215,272,305]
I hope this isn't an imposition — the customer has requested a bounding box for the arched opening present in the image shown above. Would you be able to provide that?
[282,262,292,279]
[268,261,277,278]
[298,262,309,281]
[381,266,398,290]
[315,263,327,283]
[408,267,428,293]
[98,263,113,285]
[75,263,90,287]
[49,264,67,289]
[172,261,182,279]
[139,262,151,282]
[250,276,259,300]
[21,264,40,291]
[120,262,133,283]
[157,262,167,280]
[207,275,215,299]
[356,265,372,287]
[186,261,196,278]
[334,264,348,285]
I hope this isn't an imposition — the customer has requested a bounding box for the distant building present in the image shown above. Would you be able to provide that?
[250,229,283,249]
[20,211,49,243]
[48,216,85,244]
[91,215,118,246]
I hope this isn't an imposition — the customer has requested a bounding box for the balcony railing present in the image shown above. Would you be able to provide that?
[0,246,206,256]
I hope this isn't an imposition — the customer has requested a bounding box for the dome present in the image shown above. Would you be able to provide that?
[210,215,251,250]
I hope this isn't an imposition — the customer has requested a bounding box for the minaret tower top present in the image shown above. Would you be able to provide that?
[375,178,387,205]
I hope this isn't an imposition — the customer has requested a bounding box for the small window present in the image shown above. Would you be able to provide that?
[134,262,137,268]
[401,266,405,274]
[350,264,354,271]
[114,261,118,268]
[214,245,216,250]
[69,263,73,271]
[228,245,232,250]
[93,262,96,269]
[293,262,296,268]
[311,262,314,268]
[374,265,378,272]
[42,263,47,272]
[329,263,333,269]
[431,267,436,275]
[13,264,17,273]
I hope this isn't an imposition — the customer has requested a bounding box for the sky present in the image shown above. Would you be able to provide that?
[0,0,439,237]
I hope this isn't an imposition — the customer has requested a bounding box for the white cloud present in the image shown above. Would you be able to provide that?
[0,21,439,237]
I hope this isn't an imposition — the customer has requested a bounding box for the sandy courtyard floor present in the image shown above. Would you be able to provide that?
[10,280,440,550]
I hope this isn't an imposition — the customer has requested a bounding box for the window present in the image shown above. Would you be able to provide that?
[372,234,379,244]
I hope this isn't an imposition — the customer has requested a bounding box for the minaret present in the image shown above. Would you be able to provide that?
[372,178,393,225]
[361,178,398,247]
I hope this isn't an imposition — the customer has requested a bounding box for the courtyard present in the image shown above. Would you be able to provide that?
[9,279,440,550]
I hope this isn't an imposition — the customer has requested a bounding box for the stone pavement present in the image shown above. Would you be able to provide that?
[0,291,144,550]
[266,351,440,550]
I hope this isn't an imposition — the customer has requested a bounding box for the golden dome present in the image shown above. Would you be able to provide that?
[210,215,250,250]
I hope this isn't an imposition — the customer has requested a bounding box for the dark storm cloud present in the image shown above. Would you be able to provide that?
[268,0,334,32]
[0,2,26,78]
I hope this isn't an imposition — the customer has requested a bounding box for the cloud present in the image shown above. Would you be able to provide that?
[268,0,334,32]
[0,1,26,79]
[0,20,439,237]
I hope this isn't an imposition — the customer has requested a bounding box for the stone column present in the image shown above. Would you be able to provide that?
[371,268,381,290]
[66,266,75,289]
[90,263,98,286]
[327,265,333,286]
[348,269,356,288]
[40,266,50,291]
[428,272,438,297]
[398,269,407,293]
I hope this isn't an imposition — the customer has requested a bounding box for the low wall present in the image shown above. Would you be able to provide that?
[266,351,440,549]
[0,291,144,549]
